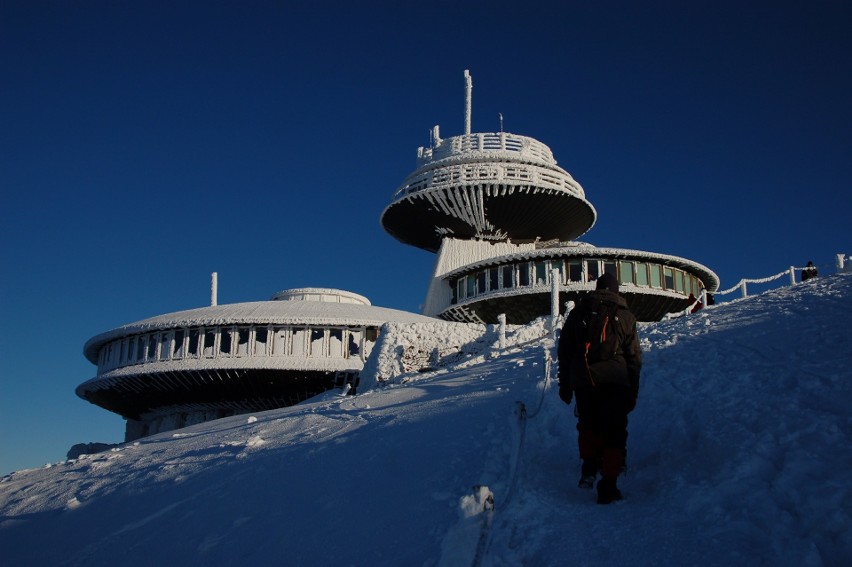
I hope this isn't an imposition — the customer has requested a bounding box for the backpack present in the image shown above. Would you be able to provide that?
[578,297,621,364]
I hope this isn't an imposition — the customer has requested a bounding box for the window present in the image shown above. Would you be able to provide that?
[489,268,499,291]
[456,278,466,301]
[675,270,685,294]
[272,327,288,356]
[603,261,617,278]
[587,260,600,282]
[173,330,185,358]
[329,329,344,358]
[127,337,137,364]
[219,328,232,356]
[619,262,634,286]
[365,327,379,357]
[310,329,325,357]
[568,261,583,282]
[254,328,268,356]
[636,263,649,287]
[136,336,145,361]
[502,265,515,288]
[236,328,250,356]
[203,329,217,358]
[519,263,531,286]
[147,334,159,361]
[664,267,674,290]
[120,339,128,365]
[159,332,172,361]
[535,261,547,285]
[477,271,486,294]
[348,329,362,358]
[466,275,475,297]
[188,329,200,358]
[649,264,663,289]
[292,328,307,356]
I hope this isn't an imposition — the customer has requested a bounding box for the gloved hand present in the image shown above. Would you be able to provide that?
[558,383,573,405]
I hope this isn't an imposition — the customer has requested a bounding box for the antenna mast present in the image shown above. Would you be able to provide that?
[464,70,472,136]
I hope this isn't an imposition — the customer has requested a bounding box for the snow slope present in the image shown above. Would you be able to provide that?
[1,274,850,567]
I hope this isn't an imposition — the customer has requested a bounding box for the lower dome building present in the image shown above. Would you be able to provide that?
[78,288,436,441]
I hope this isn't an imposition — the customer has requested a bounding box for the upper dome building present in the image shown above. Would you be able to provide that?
[381,71,718,323]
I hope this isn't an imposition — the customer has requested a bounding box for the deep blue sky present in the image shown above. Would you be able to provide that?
[2,1,850,475]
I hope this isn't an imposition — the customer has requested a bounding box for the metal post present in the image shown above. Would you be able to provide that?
[498,313,507,350]
[550,268,560,330]
[789,266,796,285]
[741,281,748,298]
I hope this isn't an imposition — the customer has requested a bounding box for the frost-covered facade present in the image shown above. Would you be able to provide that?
[78,288,435,441]
[381,70,718,323]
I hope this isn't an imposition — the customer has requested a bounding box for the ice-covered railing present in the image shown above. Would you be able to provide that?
[669,253,849,318]
[416,133,557,167]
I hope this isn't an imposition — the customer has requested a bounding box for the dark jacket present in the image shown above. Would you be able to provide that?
[557,290,642,398]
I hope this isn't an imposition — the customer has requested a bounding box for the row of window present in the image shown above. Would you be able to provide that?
[453,258,704,303]
[97,325,380,374]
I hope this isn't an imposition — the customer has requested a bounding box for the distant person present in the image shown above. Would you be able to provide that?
[686,293,703,313]
[557,273,643,504]
[802,261,818,282]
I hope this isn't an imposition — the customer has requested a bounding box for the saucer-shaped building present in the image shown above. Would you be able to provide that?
[381,71,718,323]
[78,288,434,441]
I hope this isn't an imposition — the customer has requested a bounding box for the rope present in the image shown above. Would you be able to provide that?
[471,345,552,567]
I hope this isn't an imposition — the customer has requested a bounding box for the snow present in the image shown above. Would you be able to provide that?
[2,274,851,566]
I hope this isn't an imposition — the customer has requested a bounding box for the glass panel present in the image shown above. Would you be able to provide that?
[219,328,232,356]
[456,278,465,301]
[173,329,185,358]
[619,262,634,285]
[502,265,514,288]
[675,270,685,293]
[310,329,325,357]
[587,260,600,282]
[477,271,486,294]
[236,328,250,356]
[649,264,662,289]
[489,268,499,291]
[203,329,216,358]
[535,261,547,285]
[272,327,288,356]
[292,328,307,356]
[519,263,531,286]
[136,336,145,361]
[159,332,172,360]
[254,328,268,356]
[664,267,674,290]
[120,339,128,365]
[329,329,344,358]
[347,329,362,358]
[466,275,475,297]
[188,329,200,357]
[568,261,583,282]
[365,327,379,357]
[603,261,617,278]
[147,334,159,361]
[636,263,649,287]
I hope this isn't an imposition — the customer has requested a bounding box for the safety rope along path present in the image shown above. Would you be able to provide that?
[470,341,555,567]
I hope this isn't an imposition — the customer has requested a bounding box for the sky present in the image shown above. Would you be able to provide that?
[1,0,851,475]
[1,274,850,565]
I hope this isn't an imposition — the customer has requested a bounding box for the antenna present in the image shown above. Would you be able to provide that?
[464,70,472,136]
[499,112,504,133]
[211,272,218,306]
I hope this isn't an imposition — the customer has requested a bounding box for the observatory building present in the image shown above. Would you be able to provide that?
[79,70,718,440]
[381,71,718,323]
[78,288,435,441]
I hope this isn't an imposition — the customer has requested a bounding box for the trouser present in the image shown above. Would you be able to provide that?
[575,384,632,479]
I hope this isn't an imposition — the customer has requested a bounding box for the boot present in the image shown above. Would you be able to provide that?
[596,478,623,504]
[578,460,597,489]
[597,447,626,504]
[577,432,603,489]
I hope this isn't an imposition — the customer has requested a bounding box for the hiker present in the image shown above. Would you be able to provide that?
[557,272,643,504]
[801,261,818,282]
